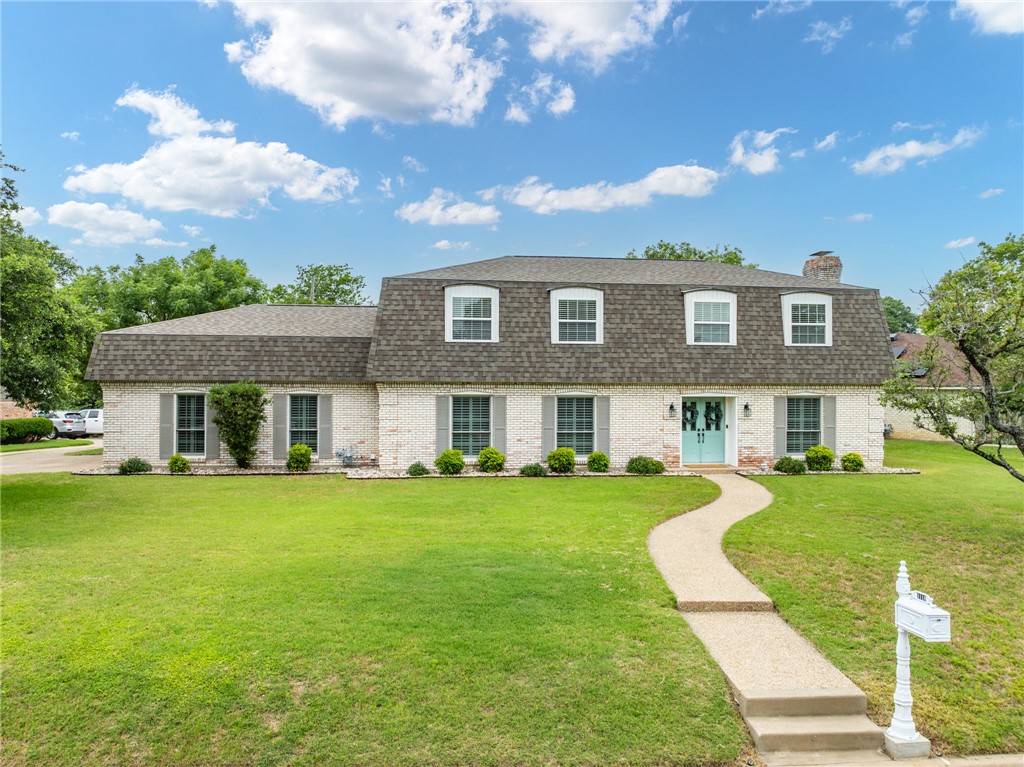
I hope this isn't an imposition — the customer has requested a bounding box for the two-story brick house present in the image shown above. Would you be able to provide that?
[86,253,893,470]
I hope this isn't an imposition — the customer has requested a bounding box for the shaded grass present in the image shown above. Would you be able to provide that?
[724,440,1023,755]
[64,447,103,456]
[1,439,93,453]
[1,474,746,767]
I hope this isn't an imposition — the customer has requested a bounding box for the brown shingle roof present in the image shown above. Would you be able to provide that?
[890,332,973,387]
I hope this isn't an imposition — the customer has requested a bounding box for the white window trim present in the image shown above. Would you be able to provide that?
[445,284,499,343]
[175,391,206,458]
[550,287,604,344]
[450,394,492,459]
[288,391,320,457]
[782,292,833,347]
[555,394,596,461]
[785,396,822,456]
[684,290,737,346]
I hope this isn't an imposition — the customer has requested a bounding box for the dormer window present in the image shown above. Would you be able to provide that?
[551,287,603,344]
[684,290,737,345]
[782,293,832,346]
[445,285,499,342]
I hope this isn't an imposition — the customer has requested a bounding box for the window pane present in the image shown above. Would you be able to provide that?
[694,323,730,343]
[289,395,318,454]
[694,301,729,323]
[792,325,826,344]
[792,303,826,324]
[559,321,597,342]
[558,299,596,321]
[452,396,490,456]
[452,318,492,340]
[786,398,820,453]
[556,397,594,455]
[453,296,491,319]
[176,394,205,455]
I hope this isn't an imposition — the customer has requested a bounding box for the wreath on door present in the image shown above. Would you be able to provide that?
[682,401,699,431]
[704,401,723,431]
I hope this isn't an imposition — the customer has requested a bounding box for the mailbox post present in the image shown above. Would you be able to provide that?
[884,561,951,759]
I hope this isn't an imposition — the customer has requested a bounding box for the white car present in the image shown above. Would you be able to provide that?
[78,408,104,435]
[40,411,87,439]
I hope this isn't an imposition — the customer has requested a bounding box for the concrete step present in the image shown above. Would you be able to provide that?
[747,714,884,753]
[762,748,892,766]
[738,688,868,718]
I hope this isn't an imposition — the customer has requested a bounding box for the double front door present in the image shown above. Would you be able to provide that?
[680,398,726,464]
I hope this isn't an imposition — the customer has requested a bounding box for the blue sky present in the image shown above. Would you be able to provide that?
[4,1,1022,307]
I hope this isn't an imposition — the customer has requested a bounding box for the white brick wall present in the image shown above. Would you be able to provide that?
[376,383,885,470]
[884,402,974,441]
[101,382,378,466]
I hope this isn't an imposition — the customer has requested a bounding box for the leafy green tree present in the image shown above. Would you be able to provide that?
[0,154,96,408]
[881,296,919,333]
[626,240,756,268]
[268,263,367,305]
[207,382,270,468]
[881,234,1023,482]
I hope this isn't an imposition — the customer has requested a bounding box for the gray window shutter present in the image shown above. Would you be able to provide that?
[435,395,450,455]
[596,396,610,456]
[318,394,333,458]
[273,394,288,460]
[822,396,837,452]
[541,396,556,458]
[774,396,788,457]
[491,396,506,454]
[204,396,220,460]
[159,393,174,459]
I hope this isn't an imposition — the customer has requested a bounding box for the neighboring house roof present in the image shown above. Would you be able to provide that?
[368,256,892,385]
[86,304,377,383]
[889,332,973,387]
[394,255,870,290]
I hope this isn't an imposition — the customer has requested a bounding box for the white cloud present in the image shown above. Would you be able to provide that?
[498,164,719,215]
[753,1,811,21]
[845,212,873,223]
[790,148,807,158]
[904,5,928,25]
[503,1,676,72]
[671,11,691,37]
[979,188,1005,199]
[814,131,840,151]
[852,127,983,175]
[47,201,184,247]
[944,236,976,249]
[430,239,471,250]
[225,2,501,130]
[893,30,917,49]
[804,17,853,53]
[951,1,1023,34]
[892,120,937,131]
[729,128,797,174]
[12,206,42,226]
[378,177,394,198]
[180,224,203,237]
[63,88,357,217]
[403,156,428,173]
[396,188,500,226]
[60,131,80,142]
[505,72,576,123]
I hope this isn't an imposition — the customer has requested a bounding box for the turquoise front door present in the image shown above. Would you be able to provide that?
[680,398,726,464]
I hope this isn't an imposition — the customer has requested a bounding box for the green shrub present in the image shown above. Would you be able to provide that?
[773,456,807,474]
[167,454,191,473]
[519,462,548,477]
[841,452,865,472]
[118,457,152,475]
[546,447,576,474]
[407,461,431,477]
[207,382,269,468]
[805,444,836,471]
[626,456,665,475]
[0,417,55,444]
[586,451,610,473]
[287,443,313,472]
[434,449,465,475]
[477,446,506,473]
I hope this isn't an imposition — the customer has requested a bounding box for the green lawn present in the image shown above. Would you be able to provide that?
[1,474,748,767]
[724,440,1023,756]
[0,439,93,453]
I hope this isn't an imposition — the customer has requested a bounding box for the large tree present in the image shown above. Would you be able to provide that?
[0,154,96,408]
[881,234,1023,481]
[626,240,756,268]
[881,296,919,334]
[268,263,368,305]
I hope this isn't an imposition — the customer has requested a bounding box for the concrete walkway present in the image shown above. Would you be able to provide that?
[649,472,1023,767]
[0,438,103,475]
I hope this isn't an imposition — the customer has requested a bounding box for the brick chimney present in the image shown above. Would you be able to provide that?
[803,251,843,282]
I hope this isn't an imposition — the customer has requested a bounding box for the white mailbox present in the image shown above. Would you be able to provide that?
[894,590,951,643]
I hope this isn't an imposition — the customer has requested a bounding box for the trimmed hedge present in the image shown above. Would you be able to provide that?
[546,447,576,474]
[119,457,152,475]
[407,461,431,477]
[625,456,665,475]
[519,463,548,477]
[805,444,836,471]
[586,451,610,473]
[841,452,865,472]
[773,456,807,474]
[287,443,313,472]
[0,417,54,444]
[435,449,465,475]
[168,454,191,474]
[477,446,506,473]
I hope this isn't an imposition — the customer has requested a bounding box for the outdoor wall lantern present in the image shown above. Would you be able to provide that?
[668,403,677,417]
[743,402,752,416]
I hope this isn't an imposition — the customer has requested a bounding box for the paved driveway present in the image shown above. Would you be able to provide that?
[0,439,104,475]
